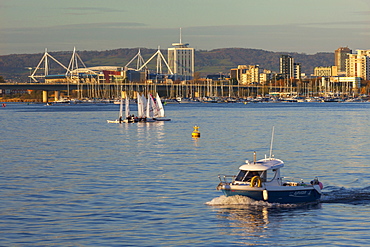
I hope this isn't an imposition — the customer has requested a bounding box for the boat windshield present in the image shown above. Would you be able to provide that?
[235,170,262,182]
[266,169,277,182]
[235,170,247,181]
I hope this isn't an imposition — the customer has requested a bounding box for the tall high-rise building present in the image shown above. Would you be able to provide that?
[280,55,294,79]
[294,63,301,80]
[346,50,370,80]
[335,47,352,73]
[167,30,194,79]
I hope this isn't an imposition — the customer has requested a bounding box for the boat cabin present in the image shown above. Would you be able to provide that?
[234,158,284,186]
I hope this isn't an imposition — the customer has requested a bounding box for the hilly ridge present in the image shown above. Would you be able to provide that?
[0,48,334,82]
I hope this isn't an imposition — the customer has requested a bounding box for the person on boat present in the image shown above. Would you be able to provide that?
[119,116,123,123]
[126,115,135,123]
[311,177,324,189]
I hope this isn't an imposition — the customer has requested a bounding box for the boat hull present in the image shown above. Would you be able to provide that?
[220,186,321,204]
[107,120,119,123]
[153,118,171,121]
[106,119,132,123]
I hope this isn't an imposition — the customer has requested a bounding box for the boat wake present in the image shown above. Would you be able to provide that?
[321,186,370,204]
[206,195,262,206]
[206,195,307,208]
[207,186,370,207]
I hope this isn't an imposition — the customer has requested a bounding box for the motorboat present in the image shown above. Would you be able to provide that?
[217,153,323,204]
[216,128,323,204]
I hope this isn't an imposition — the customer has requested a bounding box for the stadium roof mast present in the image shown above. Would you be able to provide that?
[29,48,70,82]
[125,49,146,70]
[138,47,173,75]
[66,47,87,78]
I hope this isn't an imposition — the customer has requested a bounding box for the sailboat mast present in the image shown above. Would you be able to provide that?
[269,126,275,158]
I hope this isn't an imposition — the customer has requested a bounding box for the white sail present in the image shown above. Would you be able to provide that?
[155,93,165,118]
[137,92,144,118]
[119,98,123,119]
[151,94,157,117]
[142,94,147,116]
[149,94,159,118]
[125,97,130,118]
[146,94,154,118]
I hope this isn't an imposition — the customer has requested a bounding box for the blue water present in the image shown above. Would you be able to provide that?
[1,102,370,246]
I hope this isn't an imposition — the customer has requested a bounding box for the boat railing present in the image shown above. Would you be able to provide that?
[282,177,310,186]
[218,174,236,184]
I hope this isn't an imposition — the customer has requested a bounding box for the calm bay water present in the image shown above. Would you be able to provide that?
[1,102,370,246]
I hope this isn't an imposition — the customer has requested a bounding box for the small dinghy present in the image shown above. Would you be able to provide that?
[107,97,135,124]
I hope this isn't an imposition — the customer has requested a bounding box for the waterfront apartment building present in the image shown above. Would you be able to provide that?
[231,66,273,85]
[314,66,338,77]
[260,69,273,84]
[280,55,294,79]
[335,47,352,73]
[167,41,194,79]
[337,77,361,89]
[230,65,247,82]
[294,63,302,80]
[243,65,261,84]
[232,65,262,85]
[346,50,370,80]
[280,55,302,80]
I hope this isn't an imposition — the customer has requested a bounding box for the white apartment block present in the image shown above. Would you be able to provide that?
[314,66,338,77]
[260,69,273,84]
[240,65,261,84]
[168,42,194,78]
[346,50,370,80]
[294,63,302,80]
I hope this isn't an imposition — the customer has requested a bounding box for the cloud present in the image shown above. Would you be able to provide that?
[354,10,370,15]
[1,22,369,55]
[62,7,124,15]
[1,22,147,32]
[297,20,370,28]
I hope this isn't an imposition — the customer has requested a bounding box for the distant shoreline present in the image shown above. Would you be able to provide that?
[0,98,41,102]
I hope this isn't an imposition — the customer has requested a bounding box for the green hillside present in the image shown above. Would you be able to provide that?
[0,48,333,82]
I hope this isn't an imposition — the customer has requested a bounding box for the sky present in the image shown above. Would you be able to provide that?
[1,0,369,55]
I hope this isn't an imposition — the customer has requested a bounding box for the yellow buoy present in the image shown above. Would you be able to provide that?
[192,125,200,138]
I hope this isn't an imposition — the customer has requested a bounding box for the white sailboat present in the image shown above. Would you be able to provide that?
[145,94,156,122]
[125,97,130,118]
[137,92,144,119]
[153,93,171,121]
[107,98,124,123]
[142,93,147,117]
[137,92,148,121]
[124,96,135,123]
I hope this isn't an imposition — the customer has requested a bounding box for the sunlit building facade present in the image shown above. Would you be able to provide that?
[335,47,352,73]
[346,50,370,80]
[314,66,338,77]
[168,42,194,79]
